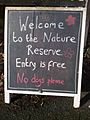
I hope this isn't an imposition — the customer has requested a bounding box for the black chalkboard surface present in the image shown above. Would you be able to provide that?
[6,8,83,94]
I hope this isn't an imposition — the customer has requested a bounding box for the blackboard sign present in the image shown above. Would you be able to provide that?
[4,7,86,108]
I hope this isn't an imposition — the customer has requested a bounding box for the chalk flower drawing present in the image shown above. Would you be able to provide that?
[66,15,76,26]
[64,48,75,59]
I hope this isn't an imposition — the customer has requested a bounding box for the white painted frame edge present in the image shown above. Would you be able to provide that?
[73,8,87,108]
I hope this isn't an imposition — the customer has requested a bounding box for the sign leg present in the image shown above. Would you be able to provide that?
[5,92,10,104]
[73,95,80,108]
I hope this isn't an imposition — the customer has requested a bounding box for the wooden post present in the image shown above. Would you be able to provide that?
[5,92,10,103]
[73,95,80,108]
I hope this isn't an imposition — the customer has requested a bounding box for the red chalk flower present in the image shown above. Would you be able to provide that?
[66,15,76,26]
[64,48,74,59]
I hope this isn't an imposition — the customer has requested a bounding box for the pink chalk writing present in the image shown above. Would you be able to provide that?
[66,15,76,26]
[16,73,65,87]
[47,77,64,86]
[17,72,29,84]
[31,74,45,87]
